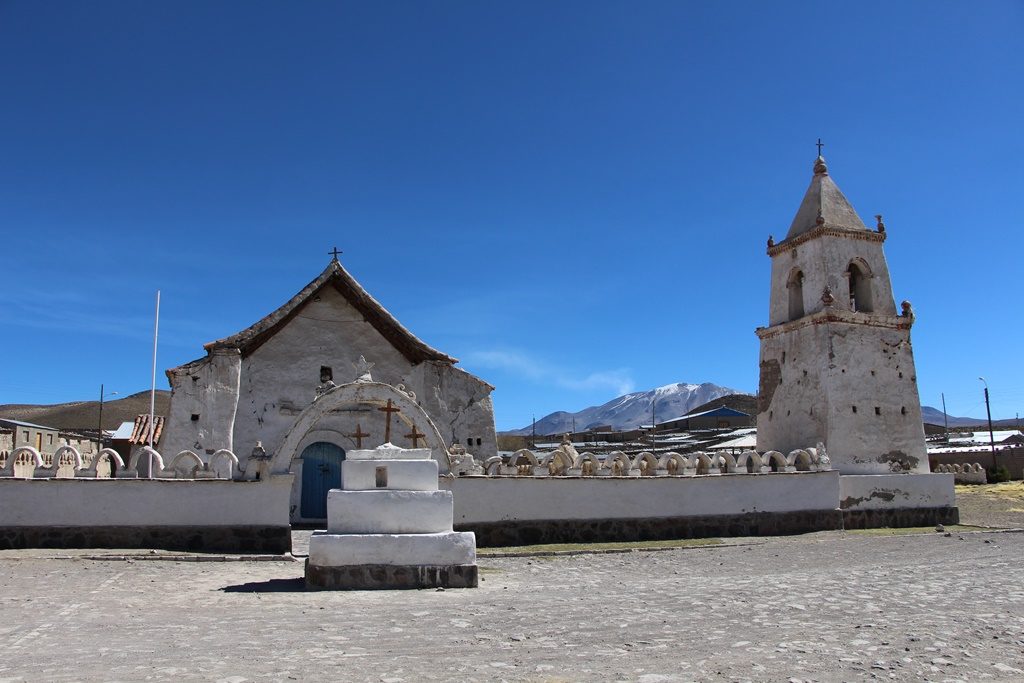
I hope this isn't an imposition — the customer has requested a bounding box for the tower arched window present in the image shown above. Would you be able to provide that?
[787,269,805,320]
[847,260,873,312]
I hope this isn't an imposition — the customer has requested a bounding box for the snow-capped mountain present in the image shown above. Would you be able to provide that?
[508,382,749,435]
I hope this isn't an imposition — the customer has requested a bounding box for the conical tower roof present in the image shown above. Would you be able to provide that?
[784,156,869,241]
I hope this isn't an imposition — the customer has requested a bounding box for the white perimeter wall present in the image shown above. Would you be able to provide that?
[839,473,955,511]
[442,471,841,524]
[0,476,293,527]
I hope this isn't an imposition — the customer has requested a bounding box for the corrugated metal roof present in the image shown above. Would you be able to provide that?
[0,417,58,431]
[110,420,136,440]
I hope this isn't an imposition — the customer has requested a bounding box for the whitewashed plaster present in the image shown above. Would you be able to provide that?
[839,473,955,511]
[442,471,841,524]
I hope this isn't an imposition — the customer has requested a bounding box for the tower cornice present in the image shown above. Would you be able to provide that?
[767,224,885,257]
[755,308,911,339]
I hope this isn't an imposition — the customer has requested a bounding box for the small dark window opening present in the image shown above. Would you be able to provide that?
[899,372,903,379]
[852,406,858,413]
[782,351,786,364]
[901,406,907,415]
[874,406,881,415]
[476,438,482,446]
[375,466,388,488]
[320,366,333,383]
[769,411,773,420]
[190,414,200,422]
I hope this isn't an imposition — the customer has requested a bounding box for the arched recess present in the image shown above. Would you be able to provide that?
[787,268,805,320]
[271,381,451,475]
[846,259,874,312]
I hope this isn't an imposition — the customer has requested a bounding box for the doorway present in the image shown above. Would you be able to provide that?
[299,442,345,520]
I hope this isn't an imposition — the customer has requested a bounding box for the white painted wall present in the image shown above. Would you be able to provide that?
[442,471,841,524]
[0,475,293,527]
[839,473,955,511]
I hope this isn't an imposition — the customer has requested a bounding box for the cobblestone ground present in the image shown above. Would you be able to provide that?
[1,531,1023,682]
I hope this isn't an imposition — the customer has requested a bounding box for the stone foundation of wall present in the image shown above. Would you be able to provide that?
[305,561,479,590]
[459,509,845,547]
[842,506,960,530]
[0,525,291,554]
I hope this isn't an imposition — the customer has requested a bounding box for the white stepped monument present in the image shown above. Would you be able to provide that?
[305,443,478,590]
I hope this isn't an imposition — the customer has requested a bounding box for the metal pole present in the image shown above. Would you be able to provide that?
[941,392,949,442]
[148,290,161,477]
[98,384,104,454]
[980,377,996,470]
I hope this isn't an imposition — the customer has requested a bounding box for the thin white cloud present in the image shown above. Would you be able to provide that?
[464,349,634,395]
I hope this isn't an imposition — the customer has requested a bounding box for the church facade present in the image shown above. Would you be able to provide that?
[160,257,497,520]
[756,154,927,474]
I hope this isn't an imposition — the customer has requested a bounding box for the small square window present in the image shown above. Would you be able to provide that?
[874,407,881,415]
[852,406,857,414]
[190,414,200,422]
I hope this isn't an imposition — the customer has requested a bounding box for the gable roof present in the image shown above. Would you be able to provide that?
[203,259,457,364]
[784,156,870,241]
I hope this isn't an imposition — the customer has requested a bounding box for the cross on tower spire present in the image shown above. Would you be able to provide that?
[328,247,342,261]
[816,138,824,156]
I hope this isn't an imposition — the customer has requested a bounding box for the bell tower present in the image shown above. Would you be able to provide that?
[756,153,927,474]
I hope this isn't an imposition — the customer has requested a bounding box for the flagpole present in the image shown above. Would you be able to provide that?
[148,290,160,477]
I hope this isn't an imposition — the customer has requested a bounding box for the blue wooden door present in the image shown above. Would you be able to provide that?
[300,442,345,519]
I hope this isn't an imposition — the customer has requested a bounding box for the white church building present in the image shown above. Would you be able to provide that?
[159,258,498,522]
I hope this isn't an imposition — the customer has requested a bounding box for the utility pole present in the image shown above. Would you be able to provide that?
[941,392,949,443]
[531,415,536,450]
[97,384,118,453]
[979,377,997,469]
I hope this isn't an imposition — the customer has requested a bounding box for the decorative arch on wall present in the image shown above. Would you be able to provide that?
[787,268,805,320]
[271,381,450,475]
[846,258,874,312]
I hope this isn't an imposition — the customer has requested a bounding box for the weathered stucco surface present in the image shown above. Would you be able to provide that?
[757,156,928,475]
[162,271,498,476]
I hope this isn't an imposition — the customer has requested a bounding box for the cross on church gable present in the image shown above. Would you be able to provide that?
[378,399,401,444]
[404,424,426,448]
[348,423,371,449]
[816,138,824,156]
[328,246,343,260]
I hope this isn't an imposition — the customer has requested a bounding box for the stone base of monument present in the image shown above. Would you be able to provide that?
[305,561,478,590]
[303,444,478,590]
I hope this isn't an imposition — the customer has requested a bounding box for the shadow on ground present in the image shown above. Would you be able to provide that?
[222,577,307,593]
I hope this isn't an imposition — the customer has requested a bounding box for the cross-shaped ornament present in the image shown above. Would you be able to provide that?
[404,424,426,448]
[816,138,824,156]
[378,399,401,444]
[348,423,370,449]
[328,247,342,261]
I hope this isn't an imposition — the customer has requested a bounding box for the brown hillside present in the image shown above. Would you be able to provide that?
[688,393,759,416]
[0,390,171,432]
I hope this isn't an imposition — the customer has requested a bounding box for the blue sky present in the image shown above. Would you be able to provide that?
[1,1,1021,430]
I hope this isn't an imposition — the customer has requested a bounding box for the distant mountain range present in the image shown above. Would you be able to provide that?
[0,390,172,433]
[920,406,1020,429]
[507,382,748,436]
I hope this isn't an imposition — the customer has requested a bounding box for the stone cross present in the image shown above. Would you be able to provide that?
[348,423,370,449]
[378,399,401,444]
[404,424,426,448]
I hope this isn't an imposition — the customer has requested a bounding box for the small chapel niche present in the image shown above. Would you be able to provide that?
[320,366,333,383]
[787,269,805,320]
[375,466,388,488]
[847,261,874,312]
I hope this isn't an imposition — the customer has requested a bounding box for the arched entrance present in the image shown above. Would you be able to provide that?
[299,442,346,519]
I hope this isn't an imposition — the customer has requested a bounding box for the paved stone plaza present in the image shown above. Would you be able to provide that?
[1,530,1022,682]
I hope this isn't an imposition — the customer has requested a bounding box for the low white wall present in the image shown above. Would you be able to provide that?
[0,475,293,527]
[839,473,955,511]
[443,471,840,524]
